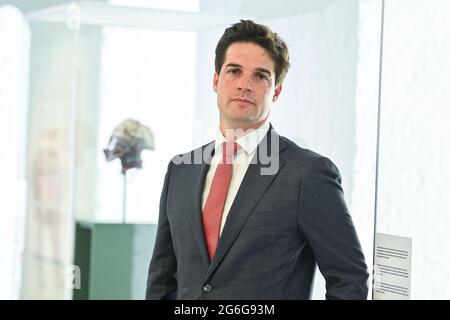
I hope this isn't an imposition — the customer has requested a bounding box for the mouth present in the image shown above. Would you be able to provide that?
[230,98,255,106]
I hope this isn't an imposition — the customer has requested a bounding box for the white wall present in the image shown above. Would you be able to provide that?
[376,0,450,299]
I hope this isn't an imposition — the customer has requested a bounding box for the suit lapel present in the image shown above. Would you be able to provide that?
[206,127,288,279]
[187,142,215,266]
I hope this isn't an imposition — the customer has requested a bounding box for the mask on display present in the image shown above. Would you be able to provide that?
[103,119,155,173]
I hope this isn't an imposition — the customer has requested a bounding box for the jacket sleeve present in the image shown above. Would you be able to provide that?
[298,156,369,300]
[146,160,177,299]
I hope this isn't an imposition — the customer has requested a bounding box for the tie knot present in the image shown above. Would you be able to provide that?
[222,142,239,160]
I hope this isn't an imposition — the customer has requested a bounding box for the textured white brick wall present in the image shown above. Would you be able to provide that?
[376,0,450,299]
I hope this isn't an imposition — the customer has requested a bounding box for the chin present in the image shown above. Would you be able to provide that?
[231,118,260,128]
[229,114,254,122]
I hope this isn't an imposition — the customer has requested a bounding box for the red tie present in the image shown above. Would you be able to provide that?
[202,142,238,261]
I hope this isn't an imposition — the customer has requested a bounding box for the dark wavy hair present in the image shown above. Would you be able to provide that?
[215,20,290,86]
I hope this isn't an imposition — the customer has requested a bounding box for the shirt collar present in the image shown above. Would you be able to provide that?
[214,120,270,156]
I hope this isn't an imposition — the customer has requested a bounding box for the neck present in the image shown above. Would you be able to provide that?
[219,118,268,141]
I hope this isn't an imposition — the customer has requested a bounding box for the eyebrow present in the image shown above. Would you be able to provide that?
[225,63,272,76]
[254,68,272,76]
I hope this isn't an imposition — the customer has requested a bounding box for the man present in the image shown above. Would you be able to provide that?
[146,20,369,300]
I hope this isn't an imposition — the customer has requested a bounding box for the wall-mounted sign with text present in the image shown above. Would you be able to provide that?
[373,233,412,300]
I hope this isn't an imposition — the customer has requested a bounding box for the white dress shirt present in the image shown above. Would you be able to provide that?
[201,121,270,235]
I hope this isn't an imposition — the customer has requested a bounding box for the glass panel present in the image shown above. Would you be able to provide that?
[21,0,201,300]
[20,16,79,299]
[19,0,383,299]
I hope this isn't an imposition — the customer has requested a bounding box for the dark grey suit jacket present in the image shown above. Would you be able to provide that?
[146,126,369,300]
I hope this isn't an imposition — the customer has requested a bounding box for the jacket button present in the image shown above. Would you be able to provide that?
[203,284,212,293]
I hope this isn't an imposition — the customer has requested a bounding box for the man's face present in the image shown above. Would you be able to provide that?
[213,42,282,130]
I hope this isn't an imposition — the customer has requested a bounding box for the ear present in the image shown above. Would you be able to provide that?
[272,83,282,102]
[213,72,219,93]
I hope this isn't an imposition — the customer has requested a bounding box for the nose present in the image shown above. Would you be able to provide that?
[236,73,253,91]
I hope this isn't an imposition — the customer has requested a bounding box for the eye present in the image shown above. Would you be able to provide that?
[255,72,269,81]
[227,68,241,75]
